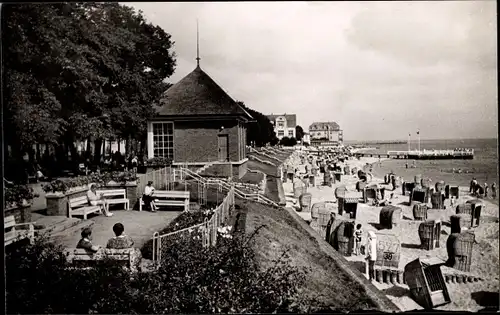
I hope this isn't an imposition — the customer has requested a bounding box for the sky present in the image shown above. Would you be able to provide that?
[129,1,497,141]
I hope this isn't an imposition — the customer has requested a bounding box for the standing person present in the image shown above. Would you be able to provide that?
[106,223,134,249]
[143,181,158,212]
[354,224,363,255]
[492,183,497,199]
[76,228,101,252]
[87,184,113,217]
[365,231,377,281]
[470,177,477,194]
[484,183,489,198]
[131,155,138,173]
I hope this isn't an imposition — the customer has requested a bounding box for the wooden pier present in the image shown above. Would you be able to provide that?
[354,149,474,160]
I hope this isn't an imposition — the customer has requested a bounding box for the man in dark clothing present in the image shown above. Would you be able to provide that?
[76,228,100,252]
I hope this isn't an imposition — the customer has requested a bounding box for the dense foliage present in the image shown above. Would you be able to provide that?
[4,184,39,207]
[42,170,138,193]
[237,101,279,147]
[146,156,173,167]
[3,2,176,163]
[295,125,305,141]
[6,229,310,314]
[280,136,298,146]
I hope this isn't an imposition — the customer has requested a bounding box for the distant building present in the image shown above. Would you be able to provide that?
[308,122,343,145]
[267,114,297,140]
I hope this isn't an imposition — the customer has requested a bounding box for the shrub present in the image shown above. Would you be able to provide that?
[42,170,138,193]
[146,157,173,167]
[6,229,310,314]
[4,184,39,207]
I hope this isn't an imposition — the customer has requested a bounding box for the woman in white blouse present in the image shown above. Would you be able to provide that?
[87,184,113,217]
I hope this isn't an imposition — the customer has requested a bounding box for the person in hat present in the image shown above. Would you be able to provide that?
[76,227,101,252]
[87,183,113,217]
[365,231,377,281]
[143,180,158,212]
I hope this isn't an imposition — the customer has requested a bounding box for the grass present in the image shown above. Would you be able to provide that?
[240,199,385,311]
[236,171,264,185]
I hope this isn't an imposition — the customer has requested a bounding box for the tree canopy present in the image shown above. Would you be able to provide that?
[237,102,278,147]
[295,125,304,141]
[3,2,176,162]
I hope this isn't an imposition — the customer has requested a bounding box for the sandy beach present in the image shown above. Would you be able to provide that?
[282,153,499,311]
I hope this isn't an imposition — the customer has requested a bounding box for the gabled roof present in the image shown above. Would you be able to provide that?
[309,121,340,131]
[267,114,297,128]
[154,66,252,120]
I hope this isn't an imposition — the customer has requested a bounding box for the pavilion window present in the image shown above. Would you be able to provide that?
[278,130,285,137]
[152,122,174,159]
[288,130,294,137]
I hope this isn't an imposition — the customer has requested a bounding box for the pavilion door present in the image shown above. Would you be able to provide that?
[218,135,228,162]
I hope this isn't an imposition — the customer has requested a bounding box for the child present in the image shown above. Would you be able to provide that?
[354,224,363,255]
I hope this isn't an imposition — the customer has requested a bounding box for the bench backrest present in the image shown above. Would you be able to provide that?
[5,215,16,230]
[154,191,190,199]
[64,248,133,261]
[96,189,126,198]
[69,196,89,209]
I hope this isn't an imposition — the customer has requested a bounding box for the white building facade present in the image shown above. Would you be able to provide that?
[309,122,343,145]
[267,114,297,140]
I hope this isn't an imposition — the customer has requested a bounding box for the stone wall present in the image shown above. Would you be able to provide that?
[46,181,138,216]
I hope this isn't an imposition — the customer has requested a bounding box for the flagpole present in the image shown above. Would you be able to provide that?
[408,133,411,152]
[417,131,421,152]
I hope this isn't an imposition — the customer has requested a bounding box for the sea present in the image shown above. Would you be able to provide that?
[345,138,499,205]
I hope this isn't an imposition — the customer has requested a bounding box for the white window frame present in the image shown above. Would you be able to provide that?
[277,130,285,137]
[151,121,174,159]
[288,129,294,137]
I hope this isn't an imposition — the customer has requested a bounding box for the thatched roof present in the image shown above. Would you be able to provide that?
[309,122,340,131]
[267,114,297,128]
[155,66,252,120]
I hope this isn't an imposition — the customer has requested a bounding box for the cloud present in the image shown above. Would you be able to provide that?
[128,1,497,140]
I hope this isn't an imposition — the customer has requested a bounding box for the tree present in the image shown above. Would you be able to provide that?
[2,2,177,168]
[237,102,278,147]
[279,137,297,147]
[295,125,304,142]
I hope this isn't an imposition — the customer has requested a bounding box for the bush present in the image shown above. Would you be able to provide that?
[42,170,138,193]
[6,229,310,314]
[280,136,297,147]
[4,184,39,207]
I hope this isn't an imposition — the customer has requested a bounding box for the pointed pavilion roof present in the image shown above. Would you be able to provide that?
[154,65,253,121]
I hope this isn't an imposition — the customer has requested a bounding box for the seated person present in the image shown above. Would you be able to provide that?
[106,223,134,249]
[87,183,113,217]
[76,227,101,253]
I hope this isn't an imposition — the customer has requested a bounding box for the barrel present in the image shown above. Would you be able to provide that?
[431,192,445,209]
[335,186,347,199]
[333,220,355,256]
[466,199,483,227]
[450,214,472,233]
[299,193,312,212]
[418,220,441,250]
[379,205,402,229]
[413,203,428,221]
[356,181,367,192]
[446,231,475,272]
[435,180,445,193]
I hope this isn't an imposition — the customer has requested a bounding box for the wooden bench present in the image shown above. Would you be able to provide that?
[4,215,35,246]
[68,196,101,220]
[63,247,141,272]
[96,189,130,210]
[139,190,190,211]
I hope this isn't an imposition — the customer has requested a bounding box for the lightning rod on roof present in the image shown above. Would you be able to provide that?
[196,19,200,66]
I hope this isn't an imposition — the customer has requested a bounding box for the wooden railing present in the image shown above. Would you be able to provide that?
[151,186,235,262]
